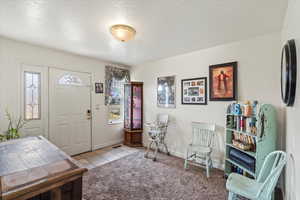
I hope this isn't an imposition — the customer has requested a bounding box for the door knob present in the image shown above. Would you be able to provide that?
[87,109,92,120]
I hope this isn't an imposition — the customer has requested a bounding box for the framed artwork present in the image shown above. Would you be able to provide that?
[157,76,176,108]
[181,77,207,105]
[95,82,103,94]
[209,62,237,101]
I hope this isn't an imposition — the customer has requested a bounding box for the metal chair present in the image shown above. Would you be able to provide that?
[184,122,216,178]
[144,113,170,161]
[226,151,287,200]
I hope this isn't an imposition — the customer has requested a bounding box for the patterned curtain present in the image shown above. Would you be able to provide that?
[105,66,130,105]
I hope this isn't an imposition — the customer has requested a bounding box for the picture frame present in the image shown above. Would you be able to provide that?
[157,76,176,108]
[95,82,103,94]
[181,77,207,105]
[209,62,237,101]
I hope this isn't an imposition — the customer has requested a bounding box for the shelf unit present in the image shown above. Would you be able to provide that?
[225,103,277,179]
[124,82,144,147]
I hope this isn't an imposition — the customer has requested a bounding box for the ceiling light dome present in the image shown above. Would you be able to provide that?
[110,24,136,42]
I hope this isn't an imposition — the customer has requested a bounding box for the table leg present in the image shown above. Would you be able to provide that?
[71,178,82,200]
[51,188,61,200]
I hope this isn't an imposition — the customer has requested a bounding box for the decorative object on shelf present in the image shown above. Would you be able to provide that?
[252,100,258,116]
[157,76,176,108]
[225,102,277,179]
[243,101,252,117]
[232,103,242,115]
[209,62,237,101]
[281,39,297,107]
[0,109,28,142]
[124,82,143,147]
[227,100,259,118]
[95,82,103,94]
[181,77,207,105]
[110,24,136,42]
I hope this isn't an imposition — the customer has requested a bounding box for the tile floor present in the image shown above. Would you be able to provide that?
[72,144,140,169]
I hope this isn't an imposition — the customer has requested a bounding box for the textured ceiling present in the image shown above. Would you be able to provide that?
[0,0,287,65]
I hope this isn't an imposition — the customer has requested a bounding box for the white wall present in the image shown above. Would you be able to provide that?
[132,32,283,169]
[282,0,300,199]
[0,37,126,150]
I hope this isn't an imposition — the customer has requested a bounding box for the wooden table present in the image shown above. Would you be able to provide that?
[0,136,87,200]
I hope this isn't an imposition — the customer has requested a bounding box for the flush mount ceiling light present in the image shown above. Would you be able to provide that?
[110,24,136,42]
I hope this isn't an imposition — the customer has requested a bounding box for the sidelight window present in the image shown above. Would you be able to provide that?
[24,71,41,120]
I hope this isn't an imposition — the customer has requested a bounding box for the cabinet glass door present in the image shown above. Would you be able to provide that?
[124,84,131,129]
[132,85,142,129]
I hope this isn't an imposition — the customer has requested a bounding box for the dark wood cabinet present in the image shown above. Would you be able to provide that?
[124,82,143,147]
[124,129,143,147]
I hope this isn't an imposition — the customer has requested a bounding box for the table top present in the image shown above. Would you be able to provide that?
[0,136,87,199]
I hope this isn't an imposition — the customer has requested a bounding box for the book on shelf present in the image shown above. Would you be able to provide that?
[229,148,256,172]
[226,115,257,135]
[231,166,254,179]
[232,132,256,152]
[232,132,255,145]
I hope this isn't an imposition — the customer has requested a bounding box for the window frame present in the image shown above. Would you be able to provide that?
[105,66,130,125]
[107,77,125,125]
[24,71,42,120]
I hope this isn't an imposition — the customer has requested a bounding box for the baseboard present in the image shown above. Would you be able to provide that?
[93,139,123,151]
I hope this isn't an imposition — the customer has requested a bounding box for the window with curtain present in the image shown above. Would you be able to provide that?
[105,66,130,124]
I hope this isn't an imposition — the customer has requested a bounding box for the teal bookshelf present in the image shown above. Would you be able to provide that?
[225,103,277,179]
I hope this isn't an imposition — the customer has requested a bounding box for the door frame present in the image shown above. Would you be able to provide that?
[20,64,94,154]
[48,67,93,154]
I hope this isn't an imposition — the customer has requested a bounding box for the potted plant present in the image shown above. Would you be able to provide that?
[0,109,28,142]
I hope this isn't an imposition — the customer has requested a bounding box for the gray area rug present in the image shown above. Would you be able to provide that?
[83,150,227,200]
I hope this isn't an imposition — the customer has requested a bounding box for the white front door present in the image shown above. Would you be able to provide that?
[49,68,92,155]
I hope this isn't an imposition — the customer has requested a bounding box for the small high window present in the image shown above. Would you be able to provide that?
[24,72,41,120]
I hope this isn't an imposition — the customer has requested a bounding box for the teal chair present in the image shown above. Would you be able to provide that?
[226,151,287,200]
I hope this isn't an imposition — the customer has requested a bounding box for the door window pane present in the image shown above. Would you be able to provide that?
[58,74,82,86]
[24,72,41,120]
